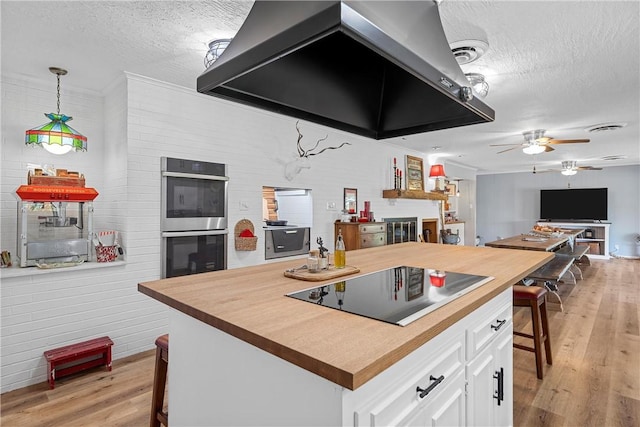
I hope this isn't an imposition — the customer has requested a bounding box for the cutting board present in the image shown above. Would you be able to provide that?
[284,265,360,281]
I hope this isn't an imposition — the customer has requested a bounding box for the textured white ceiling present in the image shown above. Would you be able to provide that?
[2,1,638,174]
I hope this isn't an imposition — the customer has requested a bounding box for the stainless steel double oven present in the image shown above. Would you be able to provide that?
[161,157,228,278]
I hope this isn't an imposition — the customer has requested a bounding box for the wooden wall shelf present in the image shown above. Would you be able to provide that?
[382,189,448,201]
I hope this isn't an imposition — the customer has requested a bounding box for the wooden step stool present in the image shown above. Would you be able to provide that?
[43,336,113,389]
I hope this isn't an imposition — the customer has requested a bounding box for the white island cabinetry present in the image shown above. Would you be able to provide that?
[169,288,513,426]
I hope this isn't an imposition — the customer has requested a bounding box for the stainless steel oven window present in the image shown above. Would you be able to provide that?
[162,230,227,278]
[161,157,229,232]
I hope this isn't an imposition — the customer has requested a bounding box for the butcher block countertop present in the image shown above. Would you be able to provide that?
[138,242,552,390]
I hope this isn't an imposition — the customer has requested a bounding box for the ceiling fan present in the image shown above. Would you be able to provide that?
[532,160,602,175]
[558,160,602,175]
[491,129,590,154]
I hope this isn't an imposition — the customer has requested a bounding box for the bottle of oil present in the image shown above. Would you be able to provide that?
[334,229,346,269]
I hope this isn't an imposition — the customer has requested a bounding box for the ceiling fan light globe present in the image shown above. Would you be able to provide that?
[523,144,546,155]
[561,169,577,176]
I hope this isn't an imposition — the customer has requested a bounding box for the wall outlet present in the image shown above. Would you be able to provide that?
[614,244,620,251]
[326,201,336,210]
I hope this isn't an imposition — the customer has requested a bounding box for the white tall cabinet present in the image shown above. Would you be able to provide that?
[168,288,513,426]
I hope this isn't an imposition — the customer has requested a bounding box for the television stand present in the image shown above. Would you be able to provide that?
[537,221,610,260]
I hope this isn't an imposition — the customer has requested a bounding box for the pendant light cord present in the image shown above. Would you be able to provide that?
[56,73,61,115]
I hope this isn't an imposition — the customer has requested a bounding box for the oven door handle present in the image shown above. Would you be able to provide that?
[162,171,229,181]
[162,230,228,238]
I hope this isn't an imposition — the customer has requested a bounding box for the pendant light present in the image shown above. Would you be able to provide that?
[25,67,87,154]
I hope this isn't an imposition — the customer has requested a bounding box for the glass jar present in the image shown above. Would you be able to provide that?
[307,250,320,273]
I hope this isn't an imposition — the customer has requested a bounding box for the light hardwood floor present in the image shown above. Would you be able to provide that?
[1,258,638,426]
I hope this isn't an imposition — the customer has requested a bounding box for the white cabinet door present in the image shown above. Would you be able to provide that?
[494,326,513,427]
[466,326,513,427]
[400,370,466,427]
[466,343,495,425]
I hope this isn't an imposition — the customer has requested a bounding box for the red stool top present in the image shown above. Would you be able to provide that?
[155,334,169,351]
[513,284,547,300]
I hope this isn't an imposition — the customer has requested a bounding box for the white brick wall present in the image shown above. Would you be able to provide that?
[1,72,441,393]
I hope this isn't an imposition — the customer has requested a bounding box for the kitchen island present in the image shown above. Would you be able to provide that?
[139,242,552,426]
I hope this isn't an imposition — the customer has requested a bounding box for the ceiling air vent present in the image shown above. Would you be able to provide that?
[601,155,628,161]
[585,122,627,133]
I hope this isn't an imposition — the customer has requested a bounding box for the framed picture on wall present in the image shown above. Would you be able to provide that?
[343,188,357,214]
[445,183,457,196]
[405,155,424,191]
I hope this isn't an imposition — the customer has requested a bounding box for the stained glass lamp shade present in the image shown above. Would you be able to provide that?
[25,67,87,154]
[26,113,87,154]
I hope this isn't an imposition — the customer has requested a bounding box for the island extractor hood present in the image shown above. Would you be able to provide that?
[197,1,495,140]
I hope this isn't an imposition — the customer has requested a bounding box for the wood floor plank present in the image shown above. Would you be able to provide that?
[513,259,640,427]
[1,259,638,427]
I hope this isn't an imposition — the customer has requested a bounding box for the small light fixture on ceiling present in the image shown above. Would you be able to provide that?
[204,39,232,68]
[561,160,578,176]
[429,164,446,191]
[25,67,87,155]
[465,73,489,98]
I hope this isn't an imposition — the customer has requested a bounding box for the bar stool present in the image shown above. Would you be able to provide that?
[150,334,169,427]
[513,285,552,379]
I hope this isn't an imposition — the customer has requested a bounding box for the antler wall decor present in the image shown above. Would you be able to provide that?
[295,121,351,158]
[284,121,351,180]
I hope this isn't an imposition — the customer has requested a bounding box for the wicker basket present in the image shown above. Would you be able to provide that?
[234,219,258,251]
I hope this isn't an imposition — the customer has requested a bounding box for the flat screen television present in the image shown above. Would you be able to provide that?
[540,188,608,221]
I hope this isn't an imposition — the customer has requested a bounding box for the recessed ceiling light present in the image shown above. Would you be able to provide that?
[585,122,627,133]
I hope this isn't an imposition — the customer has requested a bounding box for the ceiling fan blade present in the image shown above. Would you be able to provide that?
[547,138,590,145]
[489,143,525,147]
[576,166,602,170]
[543,145,555,152]
[496,146,521,154]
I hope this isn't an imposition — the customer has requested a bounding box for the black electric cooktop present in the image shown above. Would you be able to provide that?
[286,266,493,326]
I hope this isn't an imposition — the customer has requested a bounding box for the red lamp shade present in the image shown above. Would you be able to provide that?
[429,164,446,178]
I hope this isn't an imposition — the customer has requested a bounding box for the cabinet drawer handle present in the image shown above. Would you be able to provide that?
[416,375,444,399]
[491,319,506,331]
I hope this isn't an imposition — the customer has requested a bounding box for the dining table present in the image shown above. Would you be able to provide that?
[484,228,586,312]
[484,228,585,252]
[485,235,568,252]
